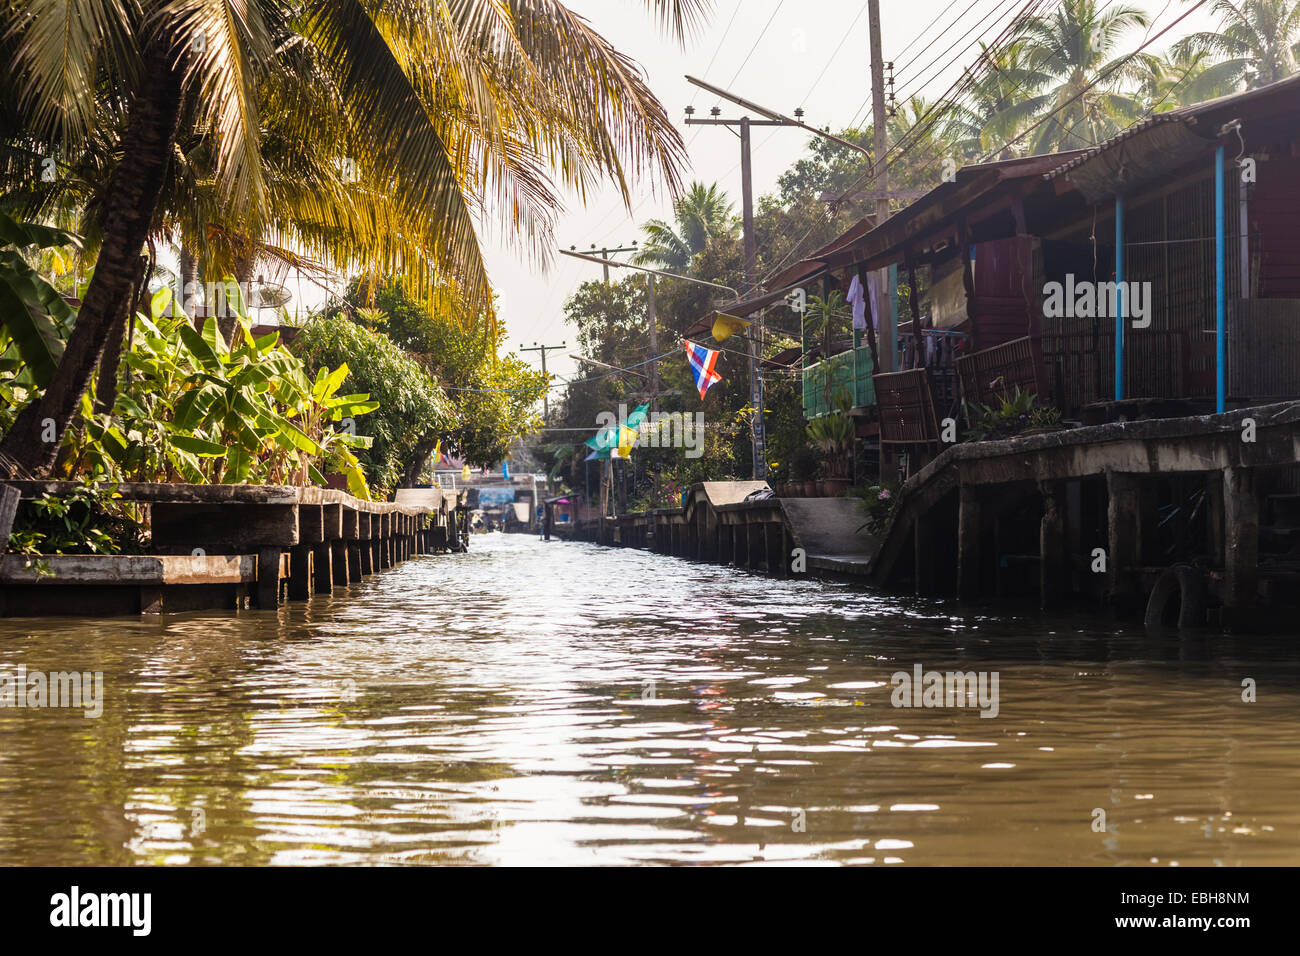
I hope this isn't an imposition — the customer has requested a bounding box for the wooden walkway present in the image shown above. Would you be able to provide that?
[868,401,1300,624]
[1,482,468,616]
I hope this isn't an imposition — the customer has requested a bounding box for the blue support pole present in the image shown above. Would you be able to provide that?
[1115,194,1124,402]
[1215,144,1227,413]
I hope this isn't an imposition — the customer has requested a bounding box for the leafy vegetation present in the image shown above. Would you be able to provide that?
[806,398,856,481]
[339,277,546,469]
[289,314,450,494]
[853,481,899,537]
[2,277,380,500]
[966,388,1062,442]
[0,0,705,478]
[7,482,145,570]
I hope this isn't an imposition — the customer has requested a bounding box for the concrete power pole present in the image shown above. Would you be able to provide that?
[686,106,804,480]
[519,340,565,420]
[868,0,895,371]
[570,243,638,284]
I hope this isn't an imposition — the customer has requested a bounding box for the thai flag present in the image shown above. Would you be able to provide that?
[684,340,722,399]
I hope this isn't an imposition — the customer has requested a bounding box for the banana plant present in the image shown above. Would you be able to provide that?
[292,364,378,498]
[0,210,80,388]
[64,283,378,496]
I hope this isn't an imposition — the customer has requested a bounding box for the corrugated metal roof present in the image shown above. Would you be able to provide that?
[1044,72,1300,183]
[1043,114,1194,180]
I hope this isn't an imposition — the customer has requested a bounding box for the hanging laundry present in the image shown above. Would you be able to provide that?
[684,340,723,399]
[847,274,867,331]
[866,272,881,331]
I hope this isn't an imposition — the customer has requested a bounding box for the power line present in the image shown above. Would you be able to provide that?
[686,0,745,109]
[891,0,970,69]
[845,0,1025,132]
[751,0,1046,287]
[977,0,1208,161]
[687,0,787,150]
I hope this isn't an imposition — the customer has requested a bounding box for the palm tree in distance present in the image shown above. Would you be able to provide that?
[1000,0,1153,154]
[1138,47,1234,112]
[946,42,1047,160]
[633,182,739,271]
[1172,0,1300,97]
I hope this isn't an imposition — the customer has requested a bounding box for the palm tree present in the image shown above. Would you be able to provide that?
[0,0,707,478]
[1172,0,1300,96]
[1137,47,1233,112]
[946,42,1046,160]
[633,181,738,270]
[1003,0,1153,154]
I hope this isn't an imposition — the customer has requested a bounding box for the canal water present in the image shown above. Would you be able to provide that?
[2,532,1299,866]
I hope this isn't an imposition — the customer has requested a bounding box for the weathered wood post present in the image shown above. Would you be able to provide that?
[766,521,784,577]
[0,484,19,545]
[1223,467,1259,611]
[360,513,375,575]
[288,545,314,600]
[332,540,349,587]
[315,503,342,595]
[1039,481,1068,608]
[378,513,392,569]
[1106,471,1141,612]
[257,548,283,608]
[957,484,982,601]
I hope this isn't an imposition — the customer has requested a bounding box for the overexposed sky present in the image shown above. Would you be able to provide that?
[490,0,1214,384]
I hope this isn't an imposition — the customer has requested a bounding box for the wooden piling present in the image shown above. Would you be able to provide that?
[257,547,283,608]
[957,484,982,601]
[1224,467,1259,609]
[313,542,333,595]
[332,539,350,586]
[288,544,314,599]
[1106,471,1141,611]
[1039,481,1068,609]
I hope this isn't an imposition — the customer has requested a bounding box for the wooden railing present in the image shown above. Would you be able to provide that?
[956,336,1040,410]
[874,368,940,445]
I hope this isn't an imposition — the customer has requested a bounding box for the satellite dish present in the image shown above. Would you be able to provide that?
[249,283,292,309]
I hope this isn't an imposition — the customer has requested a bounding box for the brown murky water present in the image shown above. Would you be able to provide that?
[1,532,1298,866]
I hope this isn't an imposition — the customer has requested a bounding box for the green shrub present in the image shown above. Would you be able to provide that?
[290,314,451,493]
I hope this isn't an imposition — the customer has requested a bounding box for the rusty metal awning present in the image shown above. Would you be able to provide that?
[1043,115,1209,203]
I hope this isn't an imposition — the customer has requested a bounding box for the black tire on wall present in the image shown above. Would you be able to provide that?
[1144,565,1206,630]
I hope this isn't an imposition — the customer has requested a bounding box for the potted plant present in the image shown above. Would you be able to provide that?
[806,406,854,497]
[966,387,1063,442]
[790,444,819,497]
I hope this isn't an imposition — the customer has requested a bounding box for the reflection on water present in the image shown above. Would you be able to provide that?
[2,532,1299,866]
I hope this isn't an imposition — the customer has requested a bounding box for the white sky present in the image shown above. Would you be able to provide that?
[487,0,1216,384]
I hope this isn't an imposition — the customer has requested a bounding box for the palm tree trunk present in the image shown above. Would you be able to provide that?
[93,253,148,415]
[0,42,183,478]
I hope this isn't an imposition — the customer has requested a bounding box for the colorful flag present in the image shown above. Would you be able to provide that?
[585,404,649,456]
[684,340,722,399]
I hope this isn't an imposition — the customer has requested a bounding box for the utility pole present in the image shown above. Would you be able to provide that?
[519,340,565,420]
[570,243,638,284]
[562,248,735,521]
[868,0,895,372]
[685,100,805,481]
